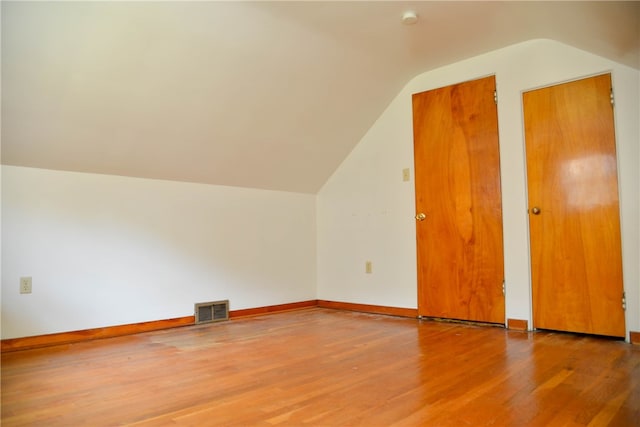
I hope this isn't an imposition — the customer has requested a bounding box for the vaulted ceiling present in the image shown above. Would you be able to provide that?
[2,1,639,193]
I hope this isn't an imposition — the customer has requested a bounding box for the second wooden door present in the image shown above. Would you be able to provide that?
[413,76,505,324]
[524,74,625,337]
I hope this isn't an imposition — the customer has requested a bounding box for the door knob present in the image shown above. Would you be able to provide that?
[415,213,427,221]
[530,207,541,215]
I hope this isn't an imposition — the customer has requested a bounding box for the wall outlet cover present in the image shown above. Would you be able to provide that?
[20,277,32,294]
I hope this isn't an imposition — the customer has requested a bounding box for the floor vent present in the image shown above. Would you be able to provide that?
[195,300,229,324]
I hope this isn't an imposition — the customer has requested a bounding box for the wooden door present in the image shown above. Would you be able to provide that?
[412,76,505,323]
[524,74,625,337]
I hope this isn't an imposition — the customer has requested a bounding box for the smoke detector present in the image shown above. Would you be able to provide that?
[402,11,418,25]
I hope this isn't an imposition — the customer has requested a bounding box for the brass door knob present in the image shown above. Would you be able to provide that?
[531,207,541,215]
[415,213,427,221]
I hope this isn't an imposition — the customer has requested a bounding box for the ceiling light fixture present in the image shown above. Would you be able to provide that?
[401,11,418,25]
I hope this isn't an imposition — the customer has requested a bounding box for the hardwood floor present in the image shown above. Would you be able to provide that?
[2,308,639,426]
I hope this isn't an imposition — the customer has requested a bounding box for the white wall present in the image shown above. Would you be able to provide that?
[317,39,640,338]
[2,39,638,342]
[1,166,316,339]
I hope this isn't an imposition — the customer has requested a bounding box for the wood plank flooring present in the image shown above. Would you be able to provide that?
[2,308,639,426]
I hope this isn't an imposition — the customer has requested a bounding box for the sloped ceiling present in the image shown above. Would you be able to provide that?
[2,1,639,193]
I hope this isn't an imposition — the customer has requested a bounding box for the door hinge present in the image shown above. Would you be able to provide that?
[502,280,505,296]
[622,292,626,310]
[610,88,615,107]
[494,90,498,105]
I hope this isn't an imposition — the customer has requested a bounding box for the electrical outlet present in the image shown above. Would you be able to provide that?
[20,277,32,294]
[402,168,411,182]
[365,261,372,274]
